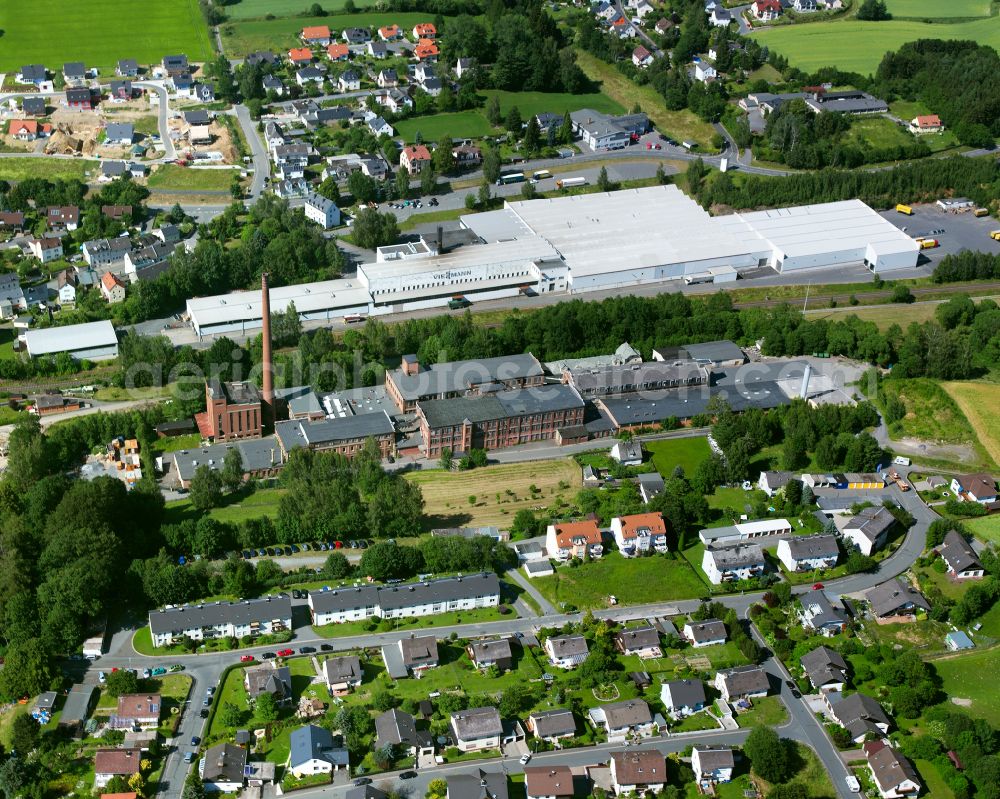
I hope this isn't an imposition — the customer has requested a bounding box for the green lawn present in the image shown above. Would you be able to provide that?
[966,515,1000,547]
[164,487,287,525]
[884,0,991,18]
[751,18,1000,75]
[220,12,434,55]
[395,111,496,144]
[932,649,1000,719]
[151,433,203,456]
[754,742,835,799]
[480,90,624,119]
[224,0,377,19]
[148,165,239,191]
[914,759,956,799]
[313,605,517,638]
[532,551,707,610]
[644,436,712,479]
[0,158,90,182]
[0,0,213,73]
[844,116,917,153]
[735,695,789,728]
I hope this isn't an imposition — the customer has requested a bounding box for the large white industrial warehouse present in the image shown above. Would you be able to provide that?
[185,186,919,335]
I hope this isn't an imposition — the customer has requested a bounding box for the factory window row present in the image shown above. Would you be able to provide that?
[370,270,532,295]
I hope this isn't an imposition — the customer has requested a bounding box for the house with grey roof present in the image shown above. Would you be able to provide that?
[865,578,930,621]
[714,665,769,702]
[375,708,434,757]
[451,707,503,751]
[758,470,794,496]
[660,679,707,718]
[610,439,642,466]
[117,59,139,76]
[843,506,895,555]
[104,123,134,145]
[201,742,247,792]
[692,746,735,785]
[288,724,349,778]
[244,663,292,704]
[527,709,577,743]
[447,770,509,799]
[148,594,292,647]
[322,655,363,694]
[638,472,664,504]
[825,691,890,743]
[171,438,285,489]
[702,543,766,584]
[382,635,439,678]
[800,645,848,692]
[588,699,655,739]
[683,619,727,647]
[653,339,746,367]
[939,530,984,579]
[777,534,839,572]
[800,589,847,636]
[614,626,662,658]
[467,638,513,672]
[544,634,589,669]
[610,749,667,796]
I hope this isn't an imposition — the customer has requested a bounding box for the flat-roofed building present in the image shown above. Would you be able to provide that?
[24,320,118,361]
[565,361,709,397]
[699,518,792,545]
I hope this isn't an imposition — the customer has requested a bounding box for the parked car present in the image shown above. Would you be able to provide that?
[184,752,194,764]
[142,668,151,678]
[169,664,184,672]
[400,771,417,780]
[300,646,316,654]
[320,644,334,652]
[240,655,254,662]
[812,583,824,590]
[98,671,106,683]
[354,777,372,786]
[277,648,294,657]
[191,736,201,746]
[152,667,167,677]
[520,753,532,765]
[261,652,276,659]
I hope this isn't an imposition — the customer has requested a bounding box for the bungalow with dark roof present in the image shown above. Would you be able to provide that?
[865,578,930,621]
[800,645,849,693]
[467,638,513,672]
[526,709,577,744]
[939,530,984,579]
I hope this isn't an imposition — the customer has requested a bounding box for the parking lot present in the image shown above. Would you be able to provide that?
[879,202,1000,267]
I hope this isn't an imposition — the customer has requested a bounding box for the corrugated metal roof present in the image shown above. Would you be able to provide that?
[25,320,117,356]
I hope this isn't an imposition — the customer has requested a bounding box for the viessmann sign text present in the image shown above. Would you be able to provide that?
[432,269,473,281]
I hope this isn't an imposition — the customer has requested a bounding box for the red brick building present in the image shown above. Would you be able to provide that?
[196,379,264,442]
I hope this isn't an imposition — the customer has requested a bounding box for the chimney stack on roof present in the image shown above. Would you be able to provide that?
[261,272,274,427]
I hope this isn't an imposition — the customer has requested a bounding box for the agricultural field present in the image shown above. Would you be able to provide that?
[395,111,497,144]
[0,158,90,182]
[644,436,712,478]
[148,165,240,191]
[942,381,1000,466]
[751,18,1000,74]
[404,458,580,529]
[574,49,717,150]
[532,551,708,609]
[883,0,991,18]
[224,0,377,19]
[480,90,624,119]
[220,12,433,56]
[0,0,213,74]
[932,649,1000,720]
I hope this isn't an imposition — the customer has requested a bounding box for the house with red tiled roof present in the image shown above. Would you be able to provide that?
[399,144,431,175]
[101,272,126,304]
[545,519,603,561]
[326,43,350,61]
[9,119,52,141]
[414,39,439,62]
[288,48,314,65]
[909,115,942,133]
[301,25,332,45]
[379,24,402,40]
[632,45,654,68]
[753,0,781,19]
[94,749,141,789]
[611,512,667,556]
[412,22,436,39]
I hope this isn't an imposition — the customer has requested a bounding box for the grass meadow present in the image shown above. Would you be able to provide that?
[0,0,213,73]
[224,0,378,19]
[942,381,1000,467]
[883,0,991,18]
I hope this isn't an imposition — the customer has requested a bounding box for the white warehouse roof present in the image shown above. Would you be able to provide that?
[186,278,371,329]
[737,200,919,261]
[24,320,118,356]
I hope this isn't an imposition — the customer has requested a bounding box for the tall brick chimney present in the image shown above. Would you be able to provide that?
[260,272,274,428]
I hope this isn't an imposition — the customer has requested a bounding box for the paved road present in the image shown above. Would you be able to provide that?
[136,82,176,160]
[233,104,270,201]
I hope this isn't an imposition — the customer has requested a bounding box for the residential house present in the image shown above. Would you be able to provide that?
[614,626,662,659]
[379,25,402,40]
[467,638,513,672]
[375,708,435,759]
[865,741,921,799]
[377,68,398,88]
[909,115,943,134]
[950,474,997,505]
[526,710,576,744]
[611,18,637,39]
[398,143,432,175]
[632,46,654,68]
[694,60,717,83]
[419,76,442,96]
[413,22,437,38]
[777,534,839,573]
[588,699,655,739]
[865,578,930,621]
[826,692,890,743]
[66,87,93,110]
[383,635,439,678]
[147,595,292,647]
[660,679,707,717]
[16,65,47,85]
[287,724,349,778]
[692,746,735,788]
[338,70,361,92]
[610,749,666,796]
[100,273,127,304]
[368,116,394,137]
[367,41,388,59]
[939,530,985,579]
[109,694,160,730]
[710,6,732,25]
[172,72,195,96]
[343,27,372,44]
[702,544,765,585]
[452,144,481,167]
[524,766,574,799]
[451,707,503,752]
[638,472,664,504]
[752,0,782,19]
[162,54,189,75]
[322,655,363,694]
[611,512,667,557]
[94,749,142,788]
[655,17,673,34]
[0,212,25,232]
[635,0,655,18]
[117,59,140,77]
[153,225,181,245]
[288,48,314,66]
[244,663,292,704]
[201,743,247,793]
[297,67,326,87]
[715,665,769,702]
[104,123,134,145]
[246,51,280,67]
[456,57,475,78]
[414,39,439,61]
[301,25,332,46]
[545,520,604,561]
[109,80,134,102]
[9,120,51,141]
[545,634,589,669]
[194,83,216,103]
[303,192,341,229]
[82,236,131,266]
[47,206,79,231]
[263,75,285,95]
[794,0,818,8]
[447,771,508,799]
[758,470,793,496]
[843,506,895,556]
[800,589,848,636]
[610,439,642,465]
[22,96,47,116]
[29,238,63,264]
[800,645,849,693]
